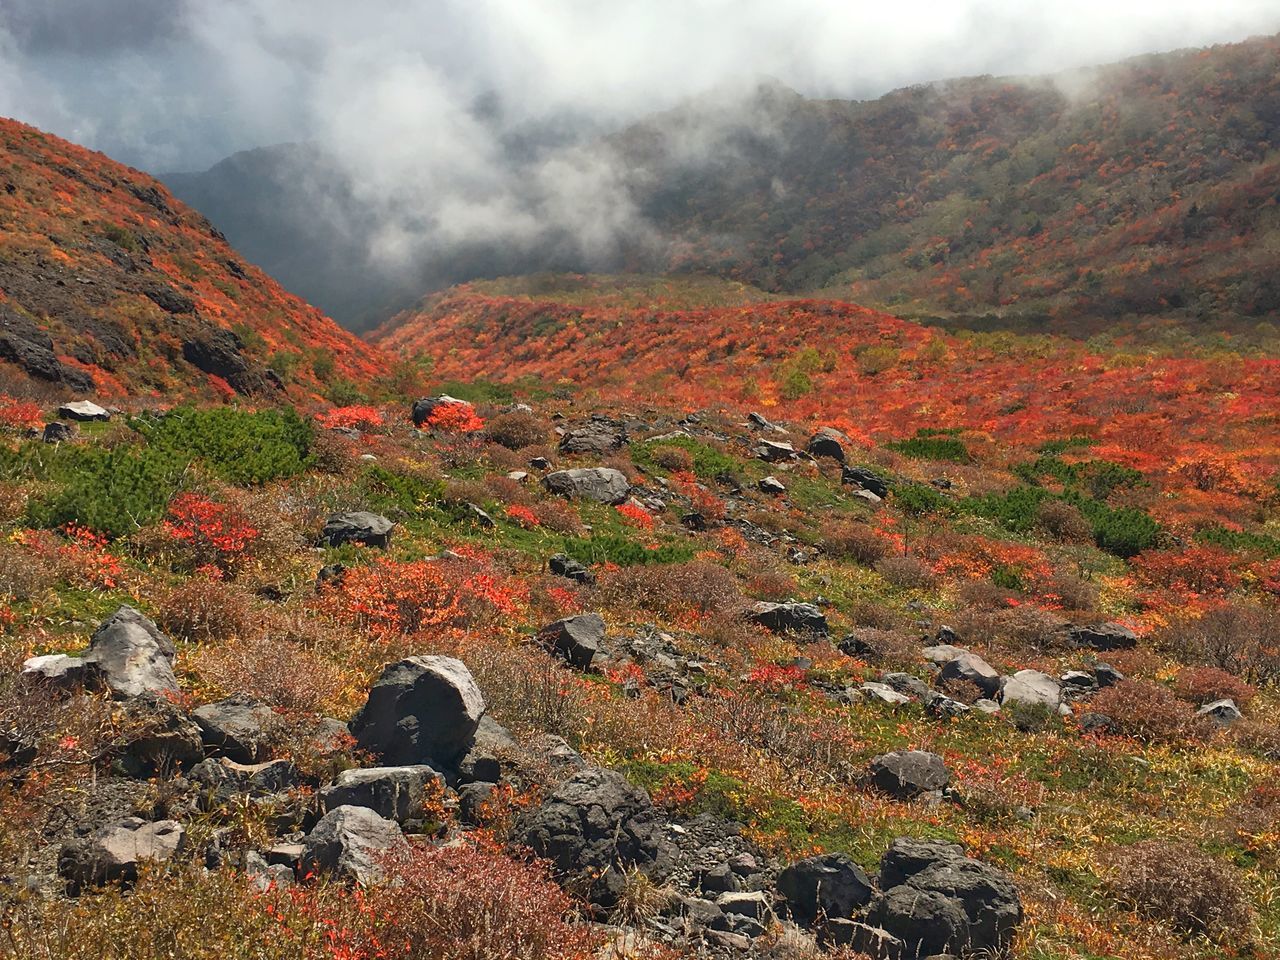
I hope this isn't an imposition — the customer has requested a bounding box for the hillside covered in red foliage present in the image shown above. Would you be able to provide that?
[0,118,387,401]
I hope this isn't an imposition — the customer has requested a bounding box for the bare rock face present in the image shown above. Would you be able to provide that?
[543,467,631,504]
[349,656,485,766]
[193,694,282,763]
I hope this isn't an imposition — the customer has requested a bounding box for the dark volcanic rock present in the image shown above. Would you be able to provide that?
[349,656,485,766]
[538,613,605,670]
[746,601,828,637]
[867,750,950,799]
[543,467,631,504]
[320,512,394,548]
[776,853,874,927]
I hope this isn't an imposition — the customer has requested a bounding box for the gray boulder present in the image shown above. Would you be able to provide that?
[543,467,631,504]
[192,694,280,763]
[746,601,828,637]
[921,643,968,665]
[80,606,177,699]
[807,427,847,462]
[841,466,889,499]
[350,656,485,766]
[59,818,185,889]
[868,885,968,958]
[321,511,394,548]
[999,669,1062,712]
[515,766,674,910]
[321,766,443,822]
[1069,622,1137,651]
[777,853,874,927]
[549,553,595,585]
[1197,698,1243,726]
[867,751,950,800]
[539,613,605,670]
[879,838,966,889]
[939,652,1001,698]
[42,421,74,443]
[191,757,298,798]
[758,476,787,494]
[58,400,110,422]
[755,440,797,462]
[559,417,628,454]
[301,805,406,884]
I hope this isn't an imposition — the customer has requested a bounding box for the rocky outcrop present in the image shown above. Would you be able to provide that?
[301,805,407,884]
[543,467,631,504]
[320,512,395,549]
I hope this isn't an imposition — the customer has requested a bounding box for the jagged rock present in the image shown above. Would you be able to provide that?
[529,456,552,470]
[458,781,498,826]
[42,421,74,443]
[192,695,280,763]
[867,751,950,799]
[411,394,472,428]
[321,765,443,822]
[58,400,110,422]
[881,673,932,699]
[755,440,797,462]
[1093,662,1125,687]
[549,553,595,585]
[716,890,773,920]
[538,613,605,670]
[559,417,628,454]
[758,475,787,494]
[543,467,631,504]
[182,328,275,394]
[349,656,485,766]
[1069,622,1137,651]
[898,857,1022,956]
[939,652,1001,697]
[456,714,518,784]
[320,511,394,548]
[1196,698,1243,725]
[301,805,407,884]
[747,411,784,432]
[823,920,906,958]
[516,766,674,910]
[1077,712,1115,734]
[59,818,185,889]
[925,693,972,719]
[0,305,94,390]
[999,670,1062,712]
[21,653,86,688]
[841,465,889,498]
[868,885,968,958]
[879,838,966,889]
[77,606,177,699]
[777,853,874,927]
[746,601,829,637]
[807,427,848,462]
[147,284,195,314]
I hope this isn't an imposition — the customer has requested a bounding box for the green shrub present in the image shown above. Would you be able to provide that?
[28,445,186,538]
[134,407,312,486]
[633,436,740,482]
[961,487,1050,533]
[894,483,951,516]
[561,533,695,567]
[887,430,972,463]
[1196,526,1280,558]
[1080,502,1160,558]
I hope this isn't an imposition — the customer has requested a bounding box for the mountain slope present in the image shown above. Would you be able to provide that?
[0,118,387,399]
[173,34,1280,332]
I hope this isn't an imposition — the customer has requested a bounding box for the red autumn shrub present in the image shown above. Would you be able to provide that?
[1172,666,1256,708]
[316,405,385,431]
[823,521,890,566]
[0,397,43,430]
[366,840,600,960]
[1132,545,1240,597]
[1089,679,1202,743]
[615,502,655,530]
[165,493,260,573]
[1104,840,1254,939]
[425,402,484,433]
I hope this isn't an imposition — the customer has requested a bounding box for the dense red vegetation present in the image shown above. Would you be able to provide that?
[0,118,387,400]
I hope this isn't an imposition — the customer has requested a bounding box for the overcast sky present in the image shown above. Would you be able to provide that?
[2,0,1278,172]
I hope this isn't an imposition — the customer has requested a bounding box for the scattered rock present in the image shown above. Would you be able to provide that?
[860,682,911,706]
[349,656,485,766]
[549,553,595,585]
[42,421,74,443]
[192,695,280,764]
[758,476,787,494]
[60,818,185,889]
[999,670,1062,713]
[559,416,628,454]
[921,643,968,665]
[755,440,798,462]
[841,465,889,498]
[1069,622,1137,651]
[777,853,874,927]
[746,601,829,637]
[83,606,177,699]
[58,400,110,422]
[807,427,847,462]
[516,766,674,910]
[1196,698,1243,725]
[321,765,444,822]
[538,613,605,670]
[320,511,394,548]
[301,805,407,884]
[191,757,298,798]
[939,652,1001,698]
[543,467,631,504]
[867,751,950,799]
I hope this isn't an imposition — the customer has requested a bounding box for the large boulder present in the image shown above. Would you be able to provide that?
[745,601,829,637]
[841,466,890,499]
[1069,622,1137,651]
[776,853,874,927]
[117,695,205,775]
[301,805,407,884]
[559,417,628,455]
[755,440,798,463]
[192,694,281,764]
[549,553,595,585]
[59,818,185,889]
[321,766,444,822]
[349,656,485,766]
[538,613,605,670]
[867,751,950,800]
[82,606,178,699]
[516,767,674,909]
[543,467,631,504]
[320,511,394,549]
[807,427,847,463]
[939,652,1001,698]
[1000,669,1062,713]
[58,400,111,422]
[190,757,299,799]
[870,839,1022,959]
